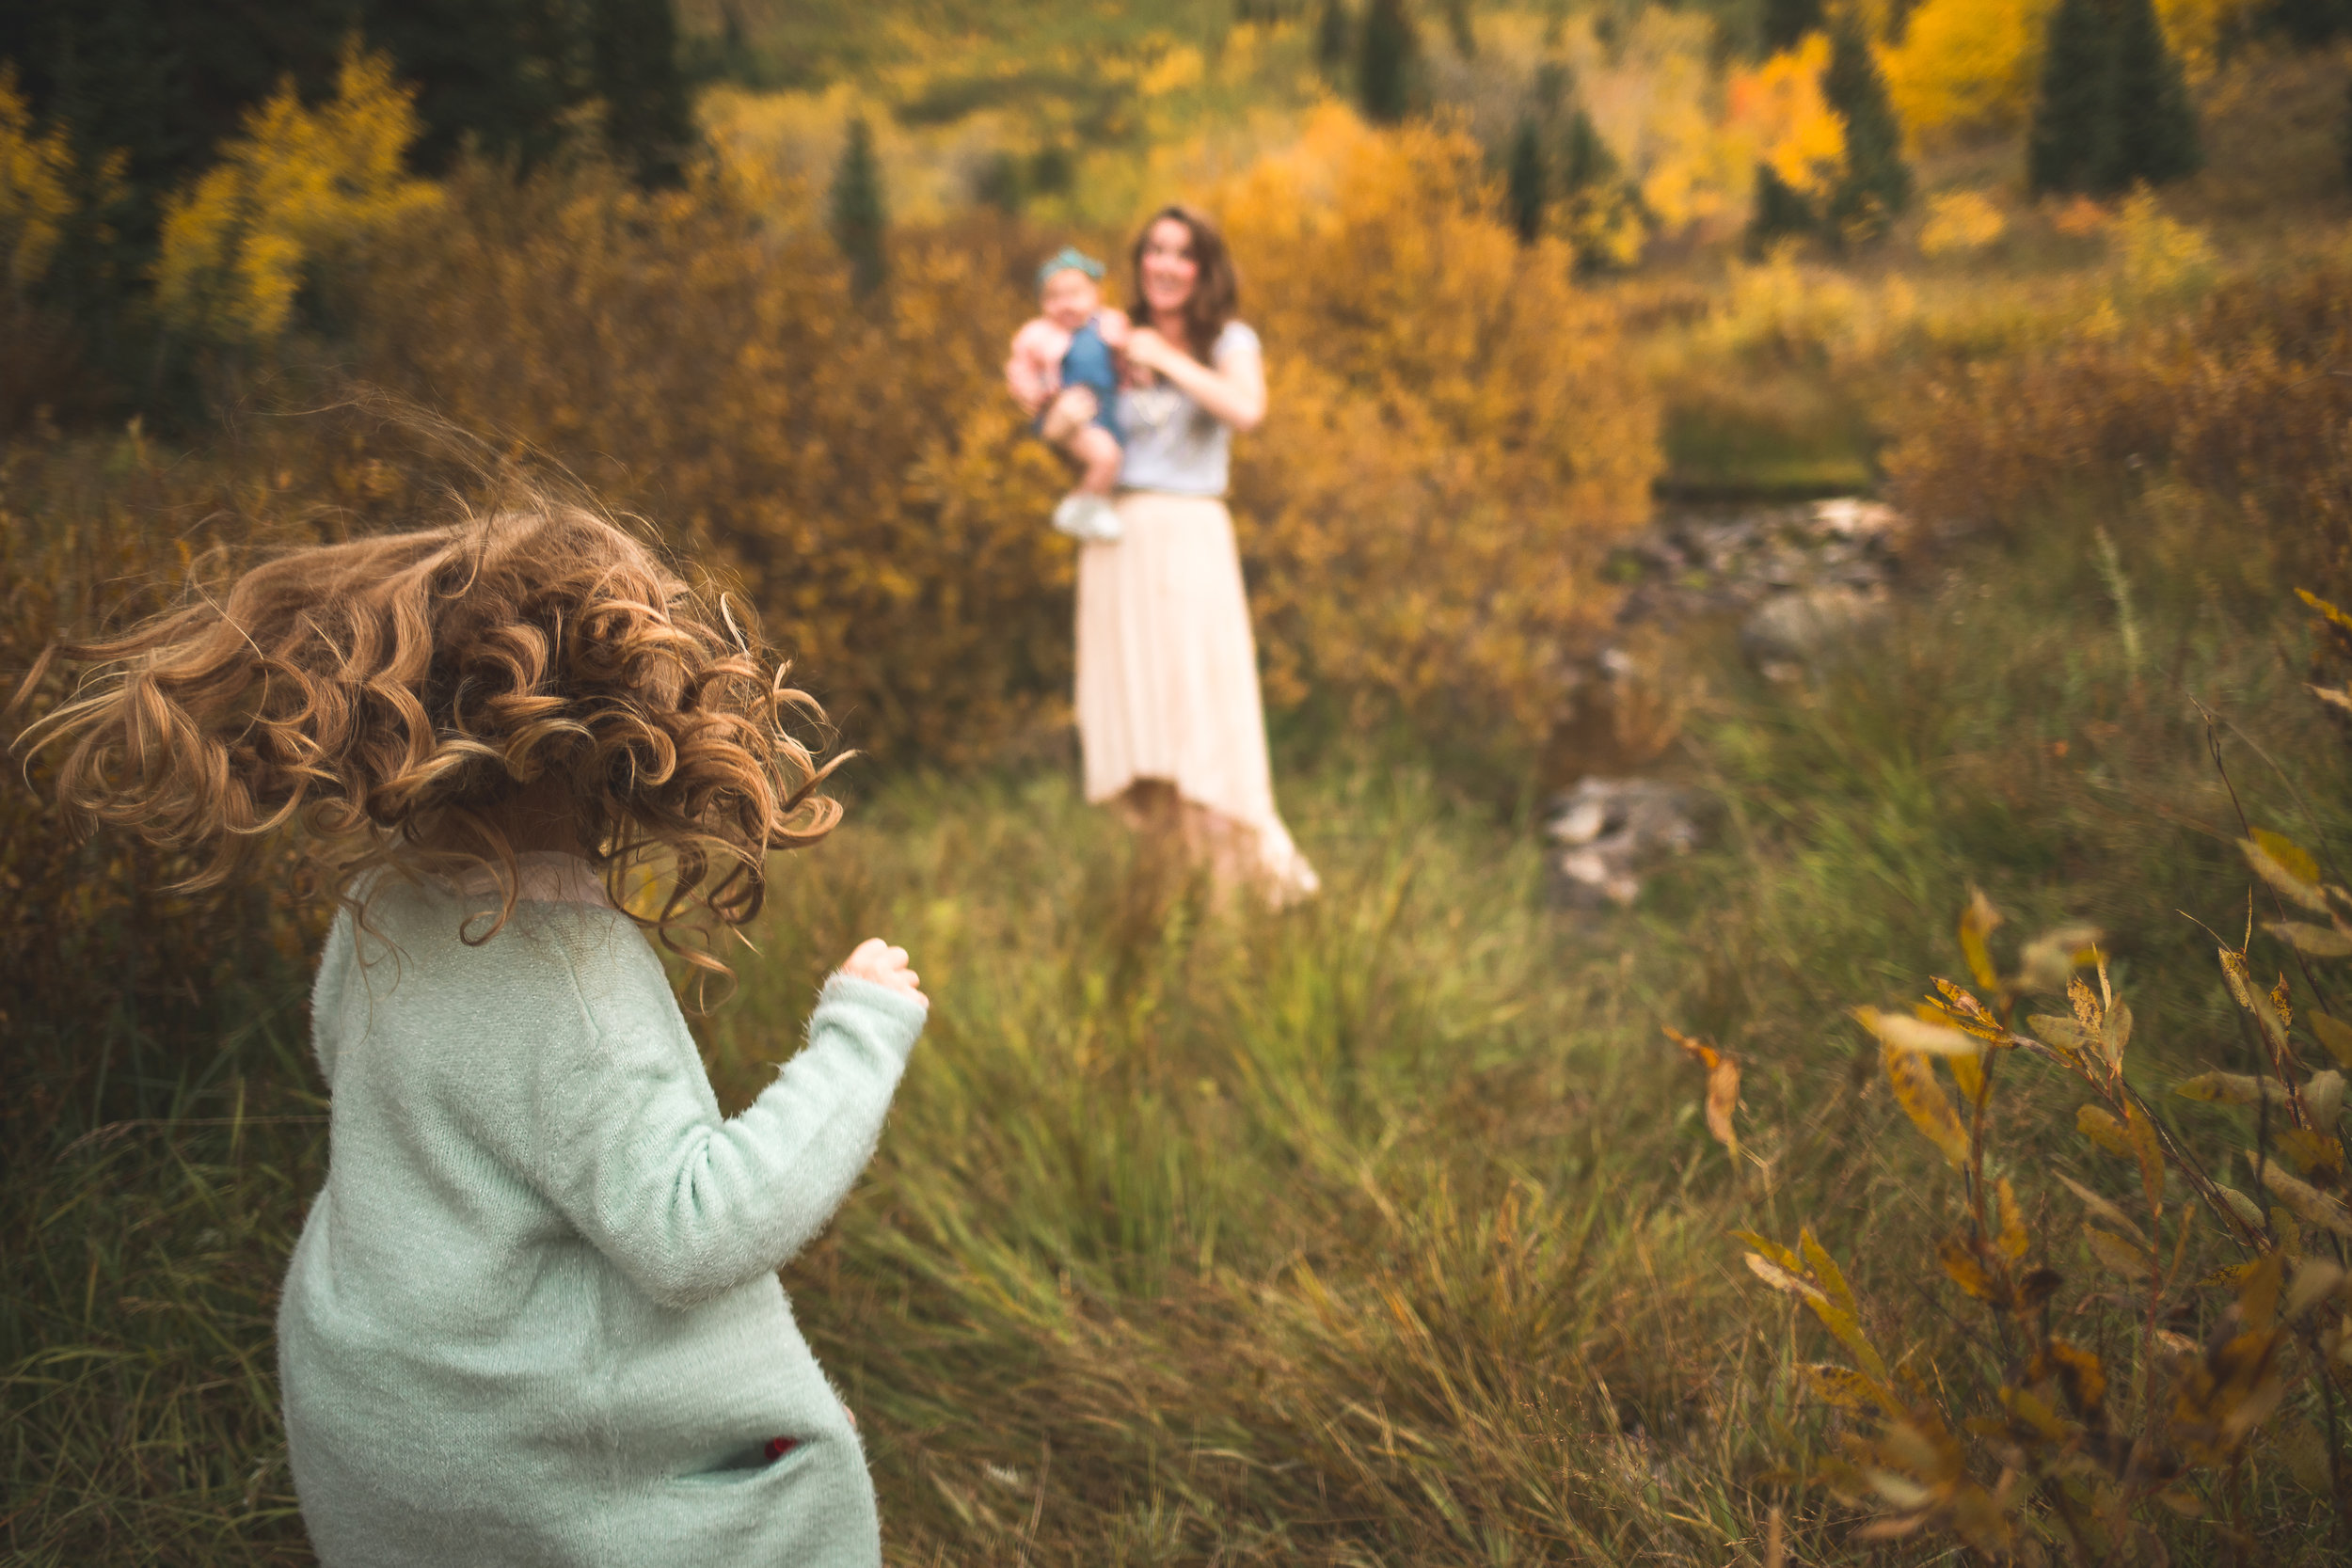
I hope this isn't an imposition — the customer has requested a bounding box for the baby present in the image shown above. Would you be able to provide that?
[1005,246,1129,542]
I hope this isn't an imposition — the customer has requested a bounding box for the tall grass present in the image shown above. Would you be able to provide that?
[8,466,2341,1560]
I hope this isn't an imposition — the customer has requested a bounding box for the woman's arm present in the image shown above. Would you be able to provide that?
[1127,326,1266,432]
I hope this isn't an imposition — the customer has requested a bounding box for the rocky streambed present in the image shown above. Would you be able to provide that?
[1544,497,1909,911]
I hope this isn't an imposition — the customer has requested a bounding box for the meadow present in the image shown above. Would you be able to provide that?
[8,3,2352,1563]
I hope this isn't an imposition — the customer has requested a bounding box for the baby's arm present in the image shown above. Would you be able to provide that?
[536,942,929,1308]
[1005,320,1059,416]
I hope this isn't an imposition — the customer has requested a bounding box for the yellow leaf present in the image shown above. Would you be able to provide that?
[1959,887,2003,992]
[1666,1027,1741,1157]
[1994,1177,2029,1260]
[1854,1005,1984,1056]
[2123,1099,2166,1218]
[2313,1012,2352,1069]
[2248,829,2324,905]
[1947,1042,1987,1106]
[2267,919,2352,957]
[2276,1418,2332,1493]
[2296,586,2352,634]
[2305,1069,2344,1132]
[2077,1103,2132,1156]
[2274,1126,2344,1177]
[2252,1156,2352,1239]
[2085,1227,2153,1278]
[1882,1042,1972,1170]
[2028,1012,2090,1057]
[2175,1071,2288,1107]
[2284,1259,2344,1322]
[2213,1184,2265,1229]
[2058,1172,2150,1248]
[1744,1250,1820,1298]
[1800,1362,1901,1416]
[1733,1228,1804,1277]
[1801,1227,1857,1321]
[1939,1235,1995,1299]
[2017,923,2103,994]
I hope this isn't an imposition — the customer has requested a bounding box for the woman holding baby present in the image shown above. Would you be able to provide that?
[1009,205,1318,906]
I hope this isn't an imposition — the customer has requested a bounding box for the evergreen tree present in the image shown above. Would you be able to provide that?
[2265,0,2352,44]
[1313,0,1353,82]
[1557,106,1645,273]
[1358,0,1418,124]
[589,0,694,185]
[1505,115,1547,245]
[1821,14,1911,239]
[828,115,887,298]
[1745,165,1816,251]
[1759,0,1826,53]
[2027,0,2110,196]
[1441,0,1477,57]
[2096,0,2199,192]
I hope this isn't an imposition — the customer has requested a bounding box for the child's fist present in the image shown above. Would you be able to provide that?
[840,938,926,1006]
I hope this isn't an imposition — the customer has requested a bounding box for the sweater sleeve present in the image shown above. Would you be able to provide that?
[539,972,928,1309]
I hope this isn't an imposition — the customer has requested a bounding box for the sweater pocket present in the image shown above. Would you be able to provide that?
[666,1434,814,1486]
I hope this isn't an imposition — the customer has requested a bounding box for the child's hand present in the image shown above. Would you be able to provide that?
[840,937,926,1006]
[1096,312,1131,351]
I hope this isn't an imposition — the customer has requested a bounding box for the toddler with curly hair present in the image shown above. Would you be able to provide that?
[20,499,926,1567]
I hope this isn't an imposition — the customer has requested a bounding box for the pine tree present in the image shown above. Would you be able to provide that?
[1555,107,1646,273]
[1505,115,1547,245]
[828,116,886,298]
[1759,0,1826,53]
[1358,0,1418,124]
[1821,14,1911,239]
[590,0,695,186]
[1441,0,1477,57]
[1313,0,1353,83]
[2095,0,2199,193]
[1745,165,1816,251]
[2027,0,2110,197]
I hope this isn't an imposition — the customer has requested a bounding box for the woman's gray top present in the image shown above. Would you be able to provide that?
[1116,320,1260,499]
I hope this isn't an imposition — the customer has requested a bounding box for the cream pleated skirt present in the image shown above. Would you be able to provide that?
[1075,490,1319,902]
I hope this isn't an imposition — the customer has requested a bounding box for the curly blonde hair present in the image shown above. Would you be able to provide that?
[14,500,841,981]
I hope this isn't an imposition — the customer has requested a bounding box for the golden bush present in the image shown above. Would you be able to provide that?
[338,114,1653,769]
[344,163,1074,768]
[1216,111,1659,747]
[1884,261,2352,575]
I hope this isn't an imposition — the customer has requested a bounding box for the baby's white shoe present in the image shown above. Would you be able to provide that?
[1051,492,1123,542]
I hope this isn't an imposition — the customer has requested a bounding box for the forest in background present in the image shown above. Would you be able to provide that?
[9,0,2352,1562]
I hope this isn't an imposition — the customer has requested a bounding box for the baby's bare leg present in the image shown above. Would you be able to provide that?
[1069,425,1122,495]
[1039,387,1096,447]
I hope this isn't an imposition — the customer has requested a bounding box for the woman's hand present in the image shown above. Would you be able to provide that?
[840,938,927,1006]
[1121,326,1179,375]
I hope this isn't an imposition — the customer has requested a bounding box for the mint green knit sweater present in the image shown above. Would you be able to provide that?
[278,859,927,1567]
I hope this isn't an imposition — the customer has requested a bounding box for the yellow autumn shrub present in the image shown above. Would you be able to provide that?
[0,68,82,301]
[1881,0,2052,145]
[153,43,437,344]
[338,111,1652,768]
[1724,36,1846,202]
[1215,110,1659,746]
[1884,259,2352,582]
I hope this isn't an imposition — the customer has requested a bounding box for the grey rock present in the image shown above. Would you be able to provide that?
[1544,777,1708,911]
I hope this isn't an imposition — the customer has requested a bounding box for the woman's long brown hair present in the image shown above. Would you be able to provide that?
[1130,203,1239,362]
[13,496,842,990]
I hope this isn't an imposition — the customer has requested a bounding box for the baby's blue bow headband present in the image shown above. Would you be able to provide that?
[1037,246,1105,290]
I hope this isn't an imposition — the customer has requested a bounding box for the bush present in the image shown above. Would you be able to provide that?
[342,115,1654,778]
[345,161,1075,768]
[1217,110,1659,766]
[1884,259,2352,577]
